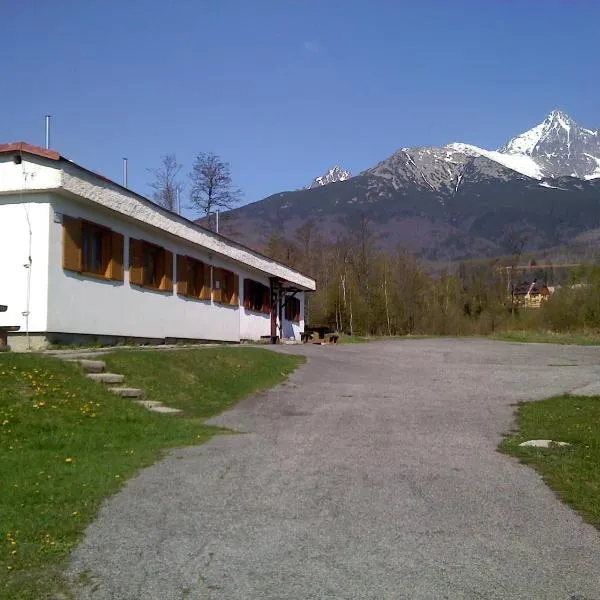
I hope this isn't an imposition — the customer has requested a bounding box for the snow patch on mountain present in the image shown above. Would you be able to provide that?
[309,165,351,188]
[446,143,543,179]
[500,121,546,155]
[583,153,600,180]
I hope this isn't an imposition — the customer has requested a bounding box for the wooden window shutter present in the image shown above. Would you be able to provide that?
[109,231,124,281]
[129,239,143,286]
[243,279,251,309]
[212,268,223,303]
[199,264,212,300]
[230,274,239,306]
[177,254,189,296]
[262,287,271,314]
[62,216,82,272]
[161,250,173,291]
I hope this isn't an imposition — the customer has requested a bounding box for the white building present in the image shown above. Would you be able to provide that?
[0,142,315,350]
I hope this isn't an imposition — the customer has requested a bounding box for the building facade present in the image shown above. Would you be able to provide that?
[0,143,315,350]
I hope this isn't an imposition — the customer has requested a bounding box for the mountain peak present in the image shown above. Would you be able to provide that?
[545,109,576,129]
[308,165,351,188]
[498,110,600,178]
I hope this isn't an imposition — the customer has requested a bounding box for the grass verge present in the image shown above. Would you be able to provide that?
[0,348,304,600]
[500,394,600,529]
[491,330,600,345]
[102,347,303,419]
[337,334,372,344]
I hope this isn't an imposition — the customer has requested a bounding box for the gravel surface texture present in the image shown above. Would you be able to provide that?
[68,339,600,599]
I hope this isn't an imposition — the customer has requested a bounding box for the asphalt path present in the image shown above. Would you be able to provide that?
[68,339,600,599]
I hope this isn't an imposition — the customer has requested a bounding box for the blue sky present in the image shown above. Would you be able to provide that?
[2,1,599,212]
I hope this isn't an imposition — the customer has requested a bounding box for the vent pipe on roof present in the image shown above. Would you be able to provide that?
[123,158,128,188]
[45,115,51,149]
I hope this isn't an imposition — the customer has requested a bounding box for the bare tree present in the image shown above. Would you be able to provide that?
[188,153,242,225]
[147,153,183,212]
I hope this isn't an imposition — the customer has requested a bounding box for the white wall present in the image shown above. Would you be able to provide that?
[46,195,242,342]
[0,197,51,333]
[0,155,62,193]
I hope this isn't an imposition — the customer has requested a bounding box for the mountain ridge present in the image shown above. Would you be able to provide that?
[219,110,600,263]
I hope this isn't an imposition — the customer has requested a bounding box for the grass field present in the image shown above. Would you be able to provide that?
[500,394,600,530]
[0,348,304,600]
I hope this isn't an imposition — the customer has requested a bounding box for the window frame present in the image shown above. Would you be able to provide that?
[213,267,239,306]
[176,255,212,301]
[129,239,173,292]
[62,215,124,282]
[243,279,271,314]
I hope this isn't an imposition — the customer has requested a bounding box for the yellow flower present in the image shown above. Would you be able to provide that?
[64,457,73,463]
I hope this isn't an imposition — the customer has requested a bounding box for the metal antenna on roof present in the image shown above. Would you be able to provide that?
[45,115,51,149]
[123,158,128,188]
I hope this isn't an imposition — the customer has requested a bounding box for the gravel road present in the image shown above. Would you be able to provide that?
[68,339,600,599]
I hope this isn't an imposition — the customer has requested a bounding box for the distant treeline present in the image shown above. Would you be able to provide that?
[265,219,600,336]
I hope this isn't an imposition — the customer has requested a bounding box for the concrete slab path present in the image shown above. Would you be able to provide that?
[68,339,600,599]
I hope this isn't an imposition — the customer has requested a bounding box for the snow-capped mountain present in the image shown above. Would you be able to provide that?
[308,165,351,188]
[221,110,600,263]
[362,110,600,193]
[499,110,600,179]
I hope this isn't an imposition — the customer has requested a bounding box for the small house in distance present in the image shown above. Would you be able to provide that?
[0,142,315,350]
[512,280,551,309]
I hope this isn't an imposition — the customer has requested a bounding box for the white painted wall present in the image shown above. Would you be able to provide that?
[0,197,51,333]
[0,155,61,193]
[46,195,241,342]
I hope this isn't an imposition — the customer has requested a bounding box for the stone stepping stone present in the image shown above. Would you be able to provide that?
[69,359,106,373]
[86,373,125,385]
[108,387,143,398]
[133,400,162,408]
[134,400,182,414]
[519,439,571,448]
[148,405,183,415]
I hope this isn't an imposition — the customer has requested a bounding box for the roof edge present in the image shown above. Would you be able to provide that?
[0,142,61,161]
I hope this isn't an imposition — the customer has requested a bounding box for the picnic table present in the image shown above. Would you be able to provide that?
[302,326,339,344]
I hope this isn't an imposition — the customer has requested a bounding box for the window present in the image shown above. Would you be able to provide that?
[63,215,124,281]
[213,268,239,306]
[176,255,211,300]
[243,279,270,313]
[143,244,160,287]
[129,239,173,291]
[285,296,301,322]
